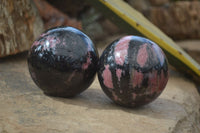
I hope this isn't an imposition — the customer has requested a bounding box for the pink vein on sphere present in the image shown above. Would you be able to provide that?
[114,36,132,66]
[102,65,114,89]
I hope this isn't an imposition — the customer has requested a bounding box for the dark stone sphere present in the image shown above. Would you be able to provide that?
[98,36,169,107]
[28,27,99,97]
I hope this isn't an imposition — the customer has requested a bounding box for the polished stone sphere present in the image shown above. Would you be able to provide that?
[98,36,168,107]
[28,27,99,97]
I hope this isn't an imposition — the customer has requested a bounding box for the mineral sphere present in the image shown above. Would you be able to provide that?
[98,36,169,107]
[28,27,99,97]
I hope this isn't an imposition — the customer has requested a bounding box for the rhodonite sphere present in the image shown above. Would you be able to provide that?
[98,36,169,107]
[28,27,99,97]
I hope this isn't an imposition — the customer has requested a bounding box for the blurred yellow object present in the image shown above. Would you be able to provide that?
[87,0,200,83]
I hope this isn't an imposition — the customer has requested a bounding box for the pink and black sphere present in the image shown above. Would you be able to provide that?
[98,36,169,107]
[28,27,99,97]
